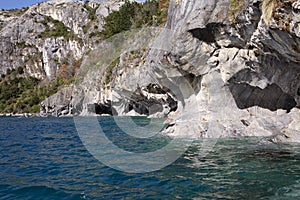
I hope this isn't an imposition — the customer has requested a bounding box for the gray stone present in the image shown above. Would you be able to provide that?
[5,0,299,142]
[0,0,124,79]
[40,85,73,116]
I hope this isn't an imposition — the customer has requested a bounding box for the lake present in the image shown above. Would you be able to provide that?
[0,116,300,199]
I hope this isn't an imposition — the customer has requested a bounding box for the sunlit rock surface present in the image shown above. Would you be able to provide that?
[0,0,124,79]
[160,0,300,142]
[38,0,300,142]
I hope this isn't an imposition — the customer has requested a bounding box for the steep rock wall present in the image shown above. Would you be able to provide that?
[0,0,124,80]
[161,0,300,142]
[41,0,300,142]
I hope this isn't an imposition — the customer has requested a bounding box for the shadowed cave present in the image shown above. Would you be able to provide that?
[188,23,225,44]
[87,84,178,116]
[228,82,297,112]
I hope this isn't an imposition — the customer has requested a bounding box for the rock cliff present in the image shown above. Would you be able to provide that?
[62,0,299,142]
[0,0,124,80]
[2,0,299,141]
[161,0,300,142]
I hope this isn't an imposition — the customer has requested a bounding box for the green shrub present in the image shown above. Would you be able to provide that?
[0,76,40,113]
[105,57,120,84]
[39,16,79,41]
[83,2,99,21]
[0,68,77,113]
[101,1,136,38]
[101,0,164,39]
[17,67,24,74]
[29,105,40,113]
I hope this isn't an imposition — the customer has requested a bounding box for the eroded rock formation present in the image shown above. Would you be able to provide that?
[38,0,300,142]
[0,0,124,79]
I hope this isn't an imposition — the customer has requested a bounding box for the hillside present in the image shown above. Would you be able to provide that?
[0,0,167,113]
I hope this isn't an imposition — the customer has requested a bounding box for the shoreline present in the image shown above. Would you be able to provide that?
[0,113,40,117]
[0,113,147,118]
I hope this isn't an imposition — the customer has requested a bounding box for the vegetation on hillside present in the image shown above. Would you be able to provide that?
[0,69,40,113]
[0,0,169,114]
[101,0,168,39]
[0,59,80,114]
[0,7,29,17]
[262,0,276,25]
[228,0,247,23]
[263,0,294,31]
[82,1,100,35]
[39,15,82,44]
[83,1,99,21]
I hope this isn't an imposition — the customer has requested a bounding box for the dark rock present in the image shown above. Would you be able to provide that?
[229,82,297,112]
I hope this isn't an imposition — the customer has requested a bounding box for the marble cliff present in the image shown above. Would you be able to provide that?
[1,0,299,141]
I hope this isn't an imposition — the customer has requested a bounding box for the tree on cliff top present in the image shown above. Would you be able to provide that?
[101,1,137,38]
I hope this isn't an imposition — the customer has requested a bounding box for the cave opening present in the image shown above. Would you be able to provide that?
[87,101,115,115]
[87,84,179,117]
[126,84,178,116]
[188,23,223,44]
[228,82,297,113]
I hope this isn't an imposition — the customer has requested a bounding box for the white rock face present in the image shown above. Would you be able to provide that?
[159,0,300,141]
[42,37,84,79]
[40,0,300,142]
[35,0,124,39]
[0,0,124,79]
[40,85,73,116]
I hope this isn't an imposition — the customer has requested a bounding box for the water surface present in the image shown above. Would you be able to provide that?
[0,117,300,199]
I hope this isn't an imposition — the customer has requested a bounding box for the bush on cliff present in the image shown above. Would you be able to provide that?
[101,0,167,39]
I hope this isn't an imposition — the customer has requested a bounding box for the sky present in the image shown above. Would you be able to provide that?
[0,0,48,9]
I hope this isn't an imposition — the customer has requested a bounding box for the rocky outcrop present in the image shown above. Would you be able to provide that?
[40,0,300,142]
[160,0,300,141]
[63,30,181,118]
[0,0,124,79]
[40,85,73,116]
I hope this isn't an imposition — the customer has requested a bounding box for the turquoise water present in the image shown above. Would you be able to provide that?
[0,117,300,199]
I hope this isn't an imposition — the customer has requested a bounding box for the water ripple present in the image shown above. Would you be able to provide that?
[0,117,300,199]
